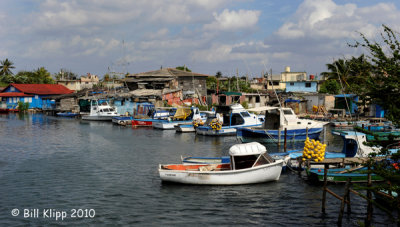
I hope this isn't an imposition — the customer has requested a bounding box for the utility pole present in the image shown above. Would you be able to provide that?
[236,68,239,92]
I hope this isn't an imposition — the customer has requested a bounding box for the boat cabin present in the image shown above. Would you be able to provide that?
[228,142,275,170]
[212,104,256,127]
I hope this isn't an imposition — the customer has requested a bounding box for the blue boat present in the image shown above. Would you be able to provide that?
[195,104,263,136]
[56,112,79,117]
[236,106,327,144]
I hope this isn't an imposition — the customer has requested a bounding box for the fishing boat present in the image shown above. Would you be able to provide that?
[174,111,211,133]
[236,106,327,144]
[158,142,284,185]
[195,104,263,136]
[307,166,384,183]
[81,100,119,121]
[56,112,79,118]
[153,107,201,130]
[131,107,176,127]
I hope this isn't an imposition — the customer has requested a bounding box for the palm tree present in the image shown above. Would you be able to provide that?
[0,58,15,76]
[322,58,351,91]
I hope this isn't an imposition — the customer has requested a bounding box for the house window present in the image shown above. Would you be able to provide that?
[290,83,294,86]
[35,95,39,99]
[27,97,32,103]
[10,87,15,92]
[305,82,311,88]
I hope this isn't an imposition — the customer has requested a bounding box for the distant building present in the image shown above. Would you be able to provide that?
[57,73,100,91]
[281,67,318,93]
[123,68,209,106]
[0,83,73,109]
[265,74,285,91]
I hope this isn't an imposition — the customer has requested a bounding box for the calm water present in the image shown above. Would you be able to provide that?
[0,113,394,226]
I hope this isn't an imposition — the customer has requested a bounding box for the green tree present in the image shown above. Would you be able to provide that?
[54,69,78,80]
[319,79,341,94]
[216,71,222,78]
[321,58,351,92]
[350,25,400,126]
[176,66,191,72]
[0,58,15,76]
[206,76,218,90]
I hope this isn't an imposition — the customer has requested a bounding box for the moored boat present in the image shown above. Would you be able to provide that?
[153,106,202,130]
[195,104,263,136]
[81,100,119,121]
[237,106,327,144]
[158,142,284,185]
[56,112,79,117]
[307,166,384,183]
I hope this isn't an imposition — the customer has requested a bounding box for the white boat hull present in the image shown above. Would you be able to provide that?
[159,160,283,185]
[195,127,237,136]
[153,121,192,130]
[82,115,117,121]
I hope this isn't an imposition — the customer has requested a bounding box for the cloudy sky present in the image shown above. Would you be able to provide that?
[1,0,399,78]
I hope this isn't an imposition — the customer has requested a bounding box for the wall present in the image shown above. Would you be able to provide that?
[285,82,318,92]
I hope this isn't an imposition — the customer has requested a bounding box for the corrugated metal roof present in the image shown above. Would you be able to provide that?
[0,92,33,97]
[10,84,73,95]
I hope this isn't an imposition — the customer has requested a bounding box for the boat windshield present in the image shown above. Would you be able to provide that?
[240,111,251,117]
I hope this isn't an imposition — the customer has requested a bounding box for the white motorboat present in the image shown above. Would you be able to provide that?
[81,100,119,121]
[158,142,284,185]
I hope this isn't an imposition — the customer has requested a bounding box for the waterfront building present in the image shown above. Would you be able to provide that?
[0,83,73,110]
[123,68,209,106]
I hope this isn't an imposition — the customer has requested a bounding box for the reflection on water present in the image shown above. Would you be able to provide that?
[0,113,392,226]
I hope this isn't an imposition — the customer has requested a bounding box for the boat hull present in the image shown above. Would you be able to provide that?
[82,115,117,121]
[153,120,192,130]
[237,127,323,144]
[175,124,195,132]
[307,167,384,183]
[159,160,283,185]
[195,126,237,136]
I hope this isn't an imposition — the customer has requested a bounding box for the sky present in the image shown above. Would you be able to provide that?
[1,0,400,78]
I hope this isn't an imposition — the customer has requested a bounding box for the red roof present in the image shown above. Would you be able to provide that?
[0,92,33,97]
[9,84,73,95]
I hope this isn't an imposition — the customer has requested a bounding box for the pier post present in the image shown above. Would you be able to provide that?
[284,128,287,152]
[322,164,329,213]
[365,165,373,226]
[323,126,326,144]
[338,178,351,226]
[278,128,281,151]
[306,127,309,138]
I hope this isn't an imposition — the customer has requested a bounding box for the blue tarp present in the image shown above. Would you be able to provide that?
[285,98,301,103]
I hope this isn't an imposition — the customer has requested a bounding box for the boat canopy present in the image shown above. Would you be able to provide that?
[229,142,266,156]
[173,108,192,119]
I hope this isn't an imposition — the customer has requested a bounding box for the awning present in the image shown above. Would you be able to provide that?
[229,142,266,156]
[219,91,242,96]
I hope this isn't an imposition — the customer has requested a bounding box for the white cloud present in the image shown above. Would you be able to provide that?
[192,41,268,63]
[204,9,261,31]
[276,0,400,40]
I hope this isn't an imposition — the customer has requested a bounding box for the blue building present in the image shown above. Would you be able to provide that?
[285,81,318,92]
[0,83,73,109]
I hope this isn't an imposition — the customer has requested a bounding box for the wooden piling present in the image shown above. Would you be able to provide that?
[366,164,373,226]
[284,128,287,152]
[322,163,328,213]
[338,178,352,226]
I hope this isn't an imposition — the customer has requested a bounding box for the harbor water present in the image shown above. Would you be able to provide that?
[0,113,394,226]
